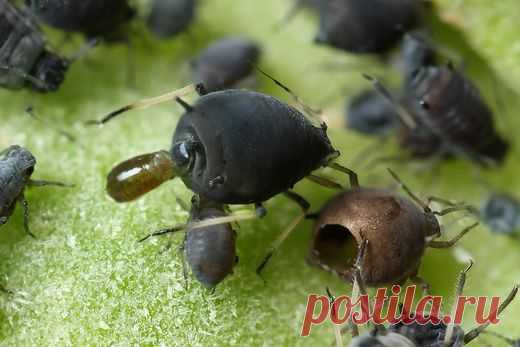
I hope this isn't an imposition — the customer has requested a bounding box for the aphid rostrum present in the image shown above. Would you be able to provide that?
[0,145,72,237]
[0,0,69,92]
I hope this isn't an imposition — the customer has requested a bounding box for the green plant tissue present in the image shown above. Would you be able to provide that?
[0,0,519,346]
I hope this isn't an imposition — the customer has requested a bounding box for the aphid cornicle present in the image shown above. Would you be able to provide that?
[25,0,135,40]
[191,37,261,93]
[0,145,71,237]
[93,72,352,276]
[308,168,477,288]
[407,64,509,166]
[147,0,196,39]
[315,0,420,54]
[340,263,518,347]
[140,195,236,288]
[0,0,68,92]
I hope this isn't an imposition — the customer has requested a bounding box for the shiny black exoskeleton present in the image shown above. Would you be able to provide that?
[147,0,196,39]
[315,0,420,54]
[191,37,261,93]
[26,0,135,40]
[0,145,69,237]
[172,89,336,204]
[184,197,236,288]
[408,65,509,166]
[346,89,399,136]
[0,0,68,92]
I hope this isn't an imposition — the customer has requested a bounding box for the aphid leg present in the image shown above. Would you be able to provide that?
[0,65,48,91]
[326,287,344,347]
[410,273,431,295]
[138,225,185,243]
[18,195,35,238]
[256,191,309,276]
[427,222,478,248]
[387,168,429,210]
[433,205,478,216]
[28,179,74,188]
[305,174,344,190]
[480,331,517,346]
[365,154,409,170]
[25,106,76,142]
[362,74,417,129]
[444,261,473,345]
[179,238,189,290]
[349,238,369,337]
[464,285,518,344]
[326,162,359,188]
[87,84,200,125]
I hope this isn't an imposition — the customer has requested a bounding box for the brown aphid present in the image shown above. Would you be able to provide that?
[308,168,477,287]
[409,65,509,166]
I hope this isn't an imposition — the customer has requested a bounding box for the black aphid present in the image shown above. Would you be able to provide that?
[191,37,261,93]
[0,0,68,92]
[26,0,135,41]
[147,0,196,39]
[0,146,71,237]
[90,69,354,277]
[315,0,420,54]
[140,196,236,289]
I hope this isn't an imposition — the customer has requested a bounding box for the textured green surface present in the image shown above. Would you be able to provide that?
[0,0,519,346]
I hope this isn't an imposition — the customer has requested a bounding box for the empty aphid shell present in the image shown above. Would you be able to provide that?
[309,188,433,286]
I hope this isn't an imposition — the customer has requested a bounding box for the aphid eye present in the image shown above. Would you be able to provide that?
[419,99,430,110]
[172,141,192,167]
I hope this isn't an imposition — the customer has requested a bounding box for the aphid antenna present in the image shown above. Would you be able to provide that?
[326,287,344,347]
[362,74,417,129]
[139,209,259,243]
[87,83,200,125]
[252,65,326,127]
[444,260,473,346]
[68,38,99,62]
[481,331,517,346]
[256,191,310,275]
[386,168,429,210]
[463,284,519,344]
[25,105,76,142]
[0,65,49,91]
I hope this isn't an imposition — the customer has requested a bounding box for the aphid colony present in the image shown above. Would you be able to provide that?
[1,0,519,344]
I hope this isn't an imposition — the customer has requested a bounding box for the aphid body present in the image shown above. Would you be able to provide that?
[147,0,196,39]
[26,0,135,40]
[184,197,236,288]
[408,65,509,166]
[0,146,35,226]
[191,37,261,93]
[315,0,420,54]
[0,0,68,92]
